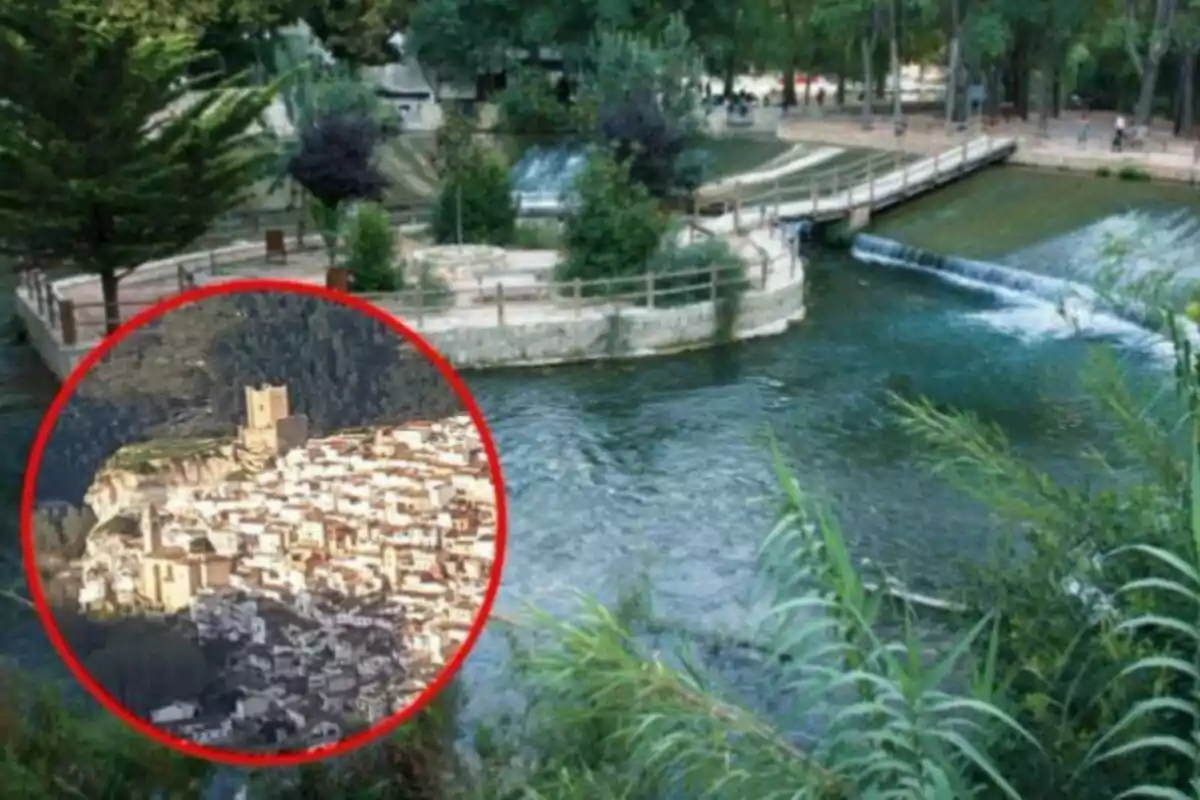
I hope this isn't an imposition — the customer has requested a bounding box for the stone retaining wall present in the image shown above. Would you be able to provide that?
[379,279,807,370]
[14,289,91,378]
[17,266,807,379]
[1008,143,1200,183]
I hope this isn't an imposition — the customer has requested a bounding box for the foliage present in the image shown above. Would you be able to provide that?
[302,0,411,66]
[557,150,667,294]
[596,87,688,200]
[287,108,389,264]
[582,18,707,197]
[495,66,581,136]
[0,2,278,332]
[344,202,400,291]
[287,110,389,210]
[78,0,412,72]
[263,32,400,191]
[0,662,212,797]
[646,227,748,307]
[1117,165,1153,181]
[431,143,517,246]
[512,220,563,250]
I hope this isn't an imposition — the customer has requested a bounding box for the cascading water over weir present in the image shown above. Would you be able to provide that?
[848,209,1200,365]
[509,146,587,216]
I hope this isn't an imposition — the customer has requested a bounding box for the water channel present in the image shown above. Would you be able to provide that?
[1,165,1198,734]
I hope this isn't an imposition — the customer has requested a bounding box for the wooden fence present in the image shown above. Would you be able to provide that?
[703,122,995,220]
[21,240,800,347]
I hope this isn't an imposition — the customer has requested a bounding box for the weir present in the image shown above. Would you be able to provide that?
[849,228,1200,363]
[509,145,587,216]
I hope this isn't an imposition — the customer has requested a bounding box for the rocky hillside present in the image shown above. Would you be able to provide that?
[82,437,242,525]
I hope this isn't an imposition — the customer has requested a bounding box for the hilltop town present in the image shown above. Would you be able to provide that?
[59,385,497,750]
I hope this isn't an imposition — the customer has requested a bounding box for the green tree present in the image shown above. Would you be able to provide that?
[432,144,517,246]
[303,0,413,67]
[557,150,667,292]
[0,2,278,332]
[343,202,400,291]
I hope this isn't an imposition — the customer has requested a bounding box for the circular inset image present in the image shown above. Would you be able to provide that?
[20,279,506,767]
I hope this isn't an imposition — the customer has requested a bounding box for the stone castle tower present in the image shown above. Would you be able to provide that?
[238,384,310,456]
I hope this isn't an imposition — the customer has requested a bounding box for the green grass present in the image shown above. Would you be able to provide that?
[512,220,562,249]
[106,437,228,473]
[741,147,900,204]
[696,134,794,181]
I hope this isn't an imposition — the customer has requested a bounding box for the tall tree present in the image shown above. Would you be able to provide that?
[1125,0,1180,125]
[0,2,278,333]
[303,0,412,67]
[286,110,389,265]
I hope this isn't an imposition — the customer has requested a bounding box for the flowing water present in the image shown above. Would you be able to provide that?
[509,145,587,216]
[1,166,1198,744]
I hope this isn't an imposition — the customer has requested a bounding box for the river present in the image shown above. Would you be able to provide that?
[1,165,1197,735]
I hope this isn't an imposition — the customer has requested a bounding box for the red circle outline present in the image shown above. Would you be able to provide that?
[19,278,508,768]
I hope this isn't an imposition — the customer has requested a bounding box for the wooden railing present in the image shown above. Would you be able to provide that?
[702,124,1006,221]
[20,241,802,346]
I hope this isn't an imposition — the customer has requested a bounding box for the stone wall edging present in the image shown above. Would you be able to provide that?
[375,267,807,370]
[14,287,91,378]
[18,261,807,378]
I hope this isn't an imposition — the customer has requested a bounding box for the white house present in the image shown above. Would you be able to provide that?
[150,700,199,725]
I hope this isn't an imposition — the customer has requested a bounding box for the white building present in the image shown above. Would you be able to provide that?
[150,700,200,725]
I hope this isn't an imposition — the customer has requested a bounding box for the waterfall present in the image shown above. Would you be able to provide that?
[509,146,588,216]
[850,220,1200,365]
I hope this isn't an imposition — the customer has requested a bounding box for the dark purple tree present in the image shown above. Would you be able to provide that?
[287,111,390,211]
[595,87,687,200]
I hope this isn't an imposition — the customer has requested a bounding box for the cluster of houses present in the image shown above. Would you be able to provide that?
[71,385,498,749]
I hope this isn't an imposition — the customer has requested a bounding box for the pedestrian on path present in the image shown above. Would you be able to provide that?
[1112,114,1126,152]
[1076,111,1090,149]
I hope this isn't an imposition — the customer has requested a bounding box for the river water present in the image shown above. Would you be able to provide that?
[2,166,1198,735]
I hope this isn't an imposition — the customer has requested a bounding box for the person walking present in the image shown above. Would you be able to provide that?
[1113,114,1126,152]
[1076,110,1090,148]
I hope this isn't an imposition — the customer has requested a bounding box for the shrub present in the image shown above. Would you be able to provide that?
[557,150,667,297]
[496,67,579,136]
[432,146,517,246]
[512,220,562,250]
[1116,165,1151,181]
[343,202,399,292]
[581,18,706,198]
[0,661,214,795]
[1095,165,1112,177]
[596,86,686,200]
[646,229,747,307]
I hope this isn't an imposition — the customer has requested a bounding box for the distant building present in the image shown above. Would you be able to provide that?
[139,504,234,612]
[239,385,309,457]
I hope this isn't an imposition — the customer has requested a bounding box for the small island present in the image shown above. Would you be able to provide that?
[42,384,497,751]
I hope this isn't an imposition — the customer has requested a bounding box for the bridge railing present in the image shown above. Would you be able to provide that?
[704,122,1003,220]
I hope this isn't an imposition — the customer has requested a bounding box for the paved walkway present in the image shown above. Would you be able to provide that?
[700,146,844,198]
[699,134,1012,230]
[779,111,1200,181]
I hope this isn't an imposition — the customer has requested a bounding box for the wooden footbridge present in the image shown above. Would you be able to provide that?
[700,133,1018,233]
